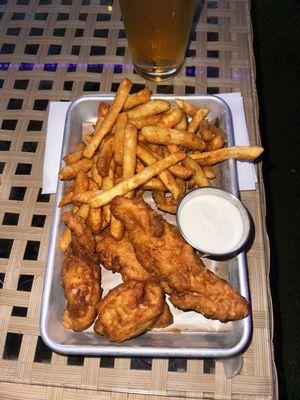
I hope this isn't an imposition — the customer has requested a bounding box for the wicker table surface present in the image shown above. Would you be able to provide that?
[0,0,277,398]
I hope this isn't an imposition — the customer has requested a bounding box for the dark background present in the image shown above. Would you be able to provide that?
[251,1,300,398]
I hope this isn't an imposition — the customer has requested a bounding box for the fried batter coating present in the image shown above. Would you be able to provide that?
[61,246,101,331]
[111,196,249,322]
[94,280,165,341]
[96,230,152,282]
[153,302,173,328]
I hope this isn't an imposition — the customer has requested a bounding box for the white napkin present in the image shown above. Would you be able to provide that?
[42,93,257,194]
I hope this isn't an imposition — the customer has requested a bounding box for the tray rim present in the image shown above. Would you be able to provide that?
[40,93,252,358]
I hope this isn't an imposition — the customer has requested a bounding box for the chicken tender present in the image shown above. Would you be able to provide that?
[61,246,101,331]
[111,196,249,322]
[94,280,165,341]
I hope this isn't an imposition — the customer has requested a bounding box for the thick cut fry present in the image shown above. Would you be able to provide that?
[123,123,138,181]
[101,159,115,228]
[76,203,90,220]
[114,112,128,165]
[199,120,215,141]
[87,207,102,233]
[127,99,170,119]
[59,159,92,181]
[157,107,182,128]
[76,142,86,151]
[183,156,211,187]
[59,227,72,252]
[129,114,162,129]
[123,88,151,110]
[83,78,132,158]
[203,165,215,179]
[96,134,115,177]
[137,144,182,200]
[58,185,74,207]
[206,125,226,150]
[88,178,99,191]
[189,146,264,165]
[89,152,186,208]
[136,160,167,191]
[140,126,206,150]
[175,98,198,117]
[74,171,89,195]
[63,149,83,165]
[175,112,188,130]
[188,108,210,134]
[150,146,193,179]
[82,133,92,144]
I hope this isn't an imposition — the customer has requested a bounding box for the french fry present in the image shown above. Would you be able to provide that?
[73,170,89,194]
[114,112,128,165]
[88,178,99,191]
[157,107,182,128]
[175,112,188,130]
[87,207,102,233]
[58,184,74,207]
[91,164,102,187]
[63,149,83,165]
[206,125,226,150]
[129,114,162,129]
[72,204,79,214]
[82,132,92,144]
[59,158,92,180]
[72,189,102,204]
[96,134,115,177]
[98,102,110,117]
[137,144,182,200]
[123,88,151,110]
[83,78,132,158]
[188,108,210,134]
[58,227,72,252]
[199,120,215,141]
[101,158,115,228]
[127,99,170,119]
[189,146,264,165]
[136,159,167,191]
[89,152,186,208]
[203,165,216,179]
[76,142,86,151]
[76,203,90,220]
[182,156,211,187]
[139,126,206,150]
[175,98,198,117]
[152,191,177,214]
[187,178,196,189]
[122,123,138,182]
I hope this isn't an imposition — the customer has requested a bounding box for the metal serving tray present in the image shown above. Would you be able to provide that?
[40,94,252,358]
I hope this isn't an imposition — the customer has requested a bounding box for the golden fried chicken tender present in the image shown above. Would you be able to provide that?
[61,245,101,331]
[94,280,165,341]
[111,196,249,322]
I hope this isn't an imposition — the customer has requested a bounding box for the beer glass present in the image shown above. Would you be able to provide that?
[119,0,197,81]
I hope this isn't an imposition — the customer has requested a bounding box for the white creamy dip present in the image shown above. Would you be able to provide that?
[179,194,244,254]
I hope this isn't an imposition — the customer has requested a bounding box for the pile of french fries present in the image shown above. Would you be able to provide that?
[58,78,263,250]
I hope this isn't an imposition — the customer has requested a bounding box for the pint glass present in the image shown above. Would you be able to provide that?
[119,0,197,81]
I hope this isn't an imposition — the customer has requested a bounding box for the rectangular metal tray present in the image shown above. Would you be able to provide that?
[40,94,252,358]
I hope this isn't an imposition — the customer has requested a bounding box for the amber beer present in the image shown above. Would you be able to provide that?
[119,0,196,80]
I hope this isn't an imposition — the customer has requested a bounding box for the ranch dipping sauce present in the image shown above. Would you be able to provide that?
[177,187,251,256]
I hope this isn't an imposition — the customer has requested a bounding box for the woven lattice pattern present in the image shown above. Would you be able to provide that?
[0,0,276,398]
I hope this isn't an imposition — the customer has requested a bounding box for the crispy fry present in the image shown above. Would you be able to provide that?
[114,112,128,165]
[152,191,177,214]
[63,149,83,165]
[123,123,138,182]
[58,185,74,207]
[59,227,72,252]
[96,134,115,177]
[203,165,215,179]
[98,102,110,117]
[188,108,210,134]
[82,132,92,144]
[91,165,102,187]
[139,126,206,150]
[74,171,89,195]
[157,107,182,128]
[87,207,102,233]
[127,99,170,119]
[89,152,186,208]
[137,144,182,200]
[187,178,196,189]
[175,112,188,130]
[101,159,115,228]
[206,125,226,150]
[199,120,215,142]
[76,203,90,220]
[72,189,102,204]
[59,159,92,181]
[123,88,151,110]
[83,78,132,158]
[182,156,211,187]
[175,98,198,117]
[76,142,86,151]
[189,146,264,165]
[136,159,167,191]
[88,178,99,191]
[129,114,162,129]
